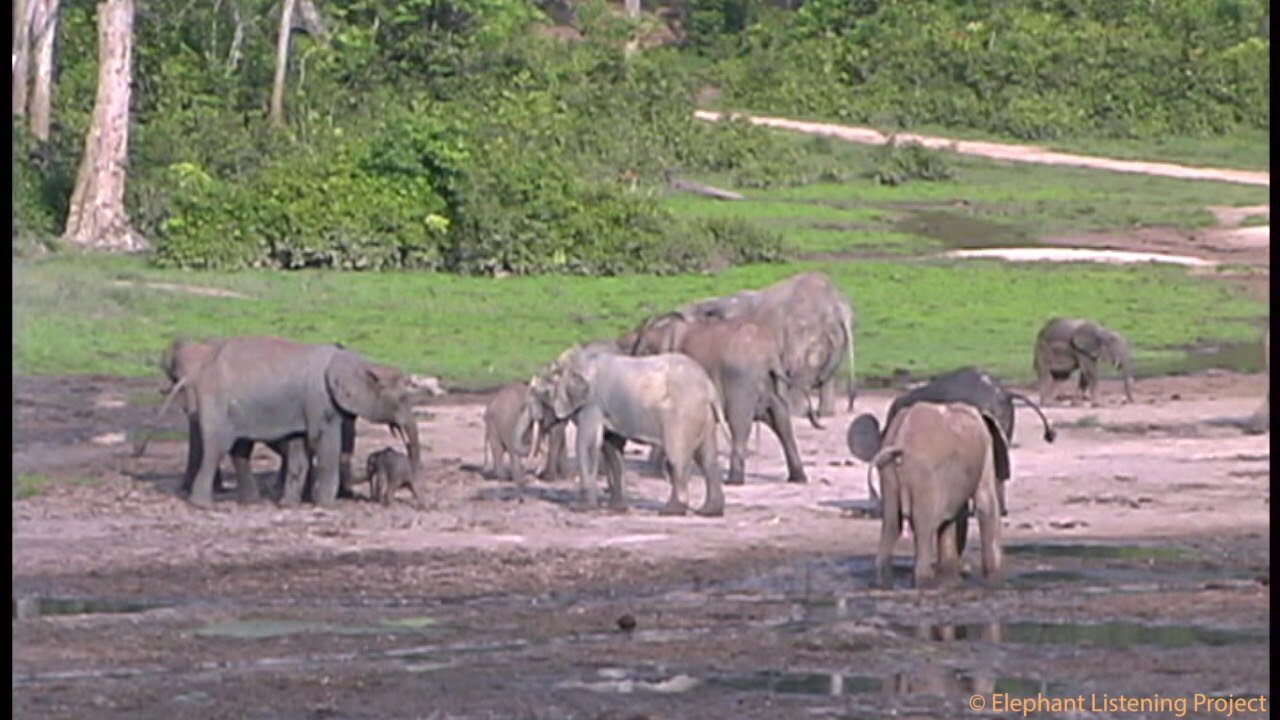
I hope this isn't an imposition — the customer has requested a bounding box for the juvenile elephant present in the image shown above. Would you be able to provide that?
[536,338,630,482]
[630,311,817,486]
[1033,318,1134,406]
[675,272,857,416]
[860,402,1004,589]
[365,447,426,506]
[183,336,420,509]
[1245,327,1269,434]
[851,366,1056,520]
[531,347,726,516]
[483,381,544,482]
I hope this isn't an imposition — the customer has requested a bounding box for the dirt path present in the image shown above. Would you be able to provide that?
[694,110,1271,187]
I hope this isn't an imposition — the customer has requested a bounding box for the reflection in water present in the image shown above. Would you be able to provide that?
[709,668,1049,698]
[906,620,1264,648]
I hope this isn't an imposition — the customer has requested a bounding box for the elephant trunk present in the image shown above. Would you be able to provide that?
[394,410,421,473]
[512,403,538,458]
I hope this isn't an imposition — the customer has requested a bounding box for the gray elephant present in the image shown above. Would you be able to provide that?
[852,366,1056,520]
[183,336,420,509]
[1033,318,1135,406]
[859,402,1004,589]
[630,311,818,486]
[483,381,544,482]
[535,337,631,482]
[161,338,359,503]
[531,346,726,516]
[365,447,425,506]
[1245,327,1269,434]
[675,272,857,416]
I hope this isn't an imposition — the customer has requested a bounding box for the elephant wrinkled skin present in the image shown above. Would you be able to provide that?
[861,402,1005,589]
[630,312,815,486]
[1034,318,1135,406]
[183,336,419,509]
[532,347,726,517]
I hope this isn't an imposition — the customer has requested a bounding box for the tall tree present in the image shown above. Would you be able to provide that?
[29,0,60,141]
[268,0,299,126]
[62,0,146,252]
[12,0,35,115]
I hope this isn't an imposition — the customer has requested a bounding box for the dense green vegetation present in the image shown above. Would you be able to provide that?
[12,0,1269,272]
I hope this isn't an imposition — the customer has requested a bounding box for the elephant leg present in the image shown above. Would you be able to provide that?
[816,380,837,417]
[539,421,567,481]
[574,413,603,508]
[764,399,807,484]
[1035,361,1056,407]
[659,452,690,516]
[278,439,310,508]
[911,516,940,589]
[189,426,233,509]
[937,519,962,584]
[508,444,526,485]
[483,427,500,477]
[725,405,753,486]
[337,415,356,499]
[180,416,203,494]
[601,434,628,512]
[645,446,666,477]
[694,437,725,517]
[231,438,261,504]
[1077,356,1098,405]
[875,472,903,588]
[310,426,343,508]
[975,472,1004,585]
[954,505,970,556]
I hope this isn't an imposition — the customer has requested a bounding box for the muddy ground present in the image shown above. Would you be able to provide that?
[12,364,1271,719]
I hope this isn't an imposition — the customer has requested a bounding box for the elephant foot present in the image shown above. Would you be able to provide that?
[658,502,689,517]
[278,496,302,509]
[607,503,630,515]
[188,493,215,510]
[336,486,359,500]
[695,503,724,518]
[786,473,808,484]
[724,477,746,486]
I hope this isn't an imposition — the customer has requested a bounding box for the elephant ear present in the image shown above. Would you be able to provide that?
[552,369,590,420]
[327,351,398,419]
[1069,325,1103,358]
[980,413,1012,481]
[846,413,883,462]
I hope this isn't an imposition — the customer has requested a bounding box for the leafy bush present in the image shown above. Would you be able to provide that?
[869,140,956,187]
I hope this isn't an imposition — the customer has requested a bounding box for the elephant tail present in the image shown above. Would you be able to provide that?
[866,446,903,505]
[1007,391,1057,443]
[159,377,189,417]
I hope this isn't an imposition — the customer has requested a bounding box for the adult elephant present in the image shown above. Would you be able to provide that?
[1033,318,1135,406]
[161,338,357,503]
[860,402,1004,589]
[676,272,856,416]
[183,336,419,509]
[529,345,726,516]
[630,311,818,485]
[535,337,630,483]
[851,367,1056,519]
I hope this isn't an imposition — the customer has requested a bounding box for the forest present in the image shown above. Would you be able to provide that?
[12,0,1270,275]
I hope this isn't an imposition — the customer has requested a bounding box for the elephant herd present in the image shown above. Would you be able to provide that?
[158,271,1268,589]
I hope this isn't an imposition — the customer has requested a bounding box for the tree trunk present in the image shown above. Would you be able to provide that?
[624,0,640,19]
[268,0,298,126]
[62,0,146,252]
[12,0,35,116]
[29,0,60,141]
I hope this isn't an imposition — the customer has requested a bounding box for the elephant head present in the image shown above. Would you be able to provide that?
[1073,323,1134,401]
[325,351,421,473]
[511,379,546,458]
[550,366,592,421]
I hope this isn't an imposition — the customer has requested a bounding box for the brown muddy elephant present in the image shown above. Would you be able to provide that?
[534,338,631,482]
[1033,317,1134,406]
[161,338,358,503]
[859,402,1004,589]
[530,346,726,516]
[483,381,544,483]
[630,311,817,486]
[181,336,420,509]
[674,272,857,416]
[365,446,426,506]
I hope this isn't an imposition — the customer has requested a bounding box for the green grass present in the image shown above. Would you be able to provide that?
[13,474,97,500]
[13,254,1265,389]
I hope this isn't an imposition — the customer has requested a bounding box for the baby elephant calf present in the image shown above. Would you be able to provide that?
[365,447,426,508]
[482,381,544,483]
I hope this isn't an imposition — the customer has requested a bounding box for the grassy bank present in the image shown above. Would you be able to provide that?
[13,254,1264,389]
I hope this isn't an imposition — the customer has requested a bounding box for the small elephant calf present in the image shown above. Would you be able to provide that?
[482,381,544,483]
[365,447,426,508]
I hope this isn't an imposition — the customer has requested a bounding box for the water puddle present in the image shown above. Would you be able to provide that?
[13,596,170,619]
[1005,542,1199,562]
[195,616,441,639]
[709,669,1070,698]
[893,209,1029,248]
[903,621,1265,648]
